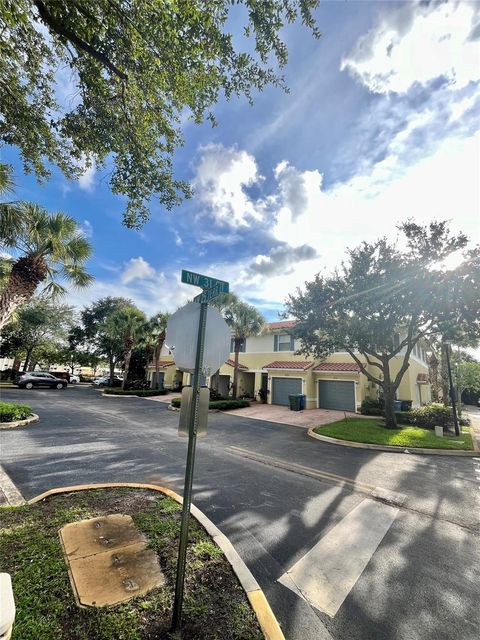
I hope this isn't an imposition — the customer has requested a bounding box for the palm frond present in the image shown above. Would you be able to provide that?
[42,280,67,298]
[0,203,25,247]
[0,164,15,196]
[59,264,94,288]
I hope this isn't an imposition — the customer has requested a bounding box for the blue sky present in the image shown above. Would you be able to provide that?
[2,0,479,320]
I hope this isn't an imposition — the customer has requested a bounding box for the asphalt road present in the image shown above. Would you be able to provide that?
[1,386,479,640]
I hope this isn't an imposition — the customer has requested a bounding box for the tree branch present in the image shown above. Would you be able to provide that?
[363,352,384,371]
[33,0,128,81]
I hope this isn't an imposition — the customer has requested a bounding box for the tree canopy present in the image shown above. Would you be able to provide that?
[1,0,320,227]
[286,221,480,427]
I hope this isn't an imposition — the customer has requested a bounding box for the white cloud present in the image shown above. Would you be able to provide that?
[173,231,183,246]
[78,157,96,191]
[121,257,156,284]
[342,1,480,94]
[192,143,265,227]
[79,219,93,238]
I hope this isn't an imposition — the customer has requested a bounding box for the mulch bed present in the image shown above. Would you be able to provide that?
[0,487,263,640]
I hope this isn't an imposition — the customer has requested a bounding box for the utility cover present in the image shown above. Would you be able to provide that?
[165,302,231,374]
[59,515,165,608]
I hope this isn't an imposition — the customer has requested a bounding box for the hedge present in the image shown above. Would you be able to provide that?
[170,398,250,411]
[103,388,169,397]
[0,401,32,422]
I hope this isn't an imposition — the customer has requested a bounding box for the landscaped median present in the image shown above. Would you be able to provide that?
[0,401,38,429]
[0,485,283,640]
[309,418,475,454]
[170,398,250,411]
[102,388,170,398]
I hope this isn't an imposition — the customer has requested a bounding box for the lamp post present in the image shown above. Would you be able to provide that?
[443,339,460,436]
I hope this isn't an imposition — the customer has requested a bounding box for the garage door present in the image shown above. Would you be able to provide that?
[318,380,355,412]
[272,377,302,406]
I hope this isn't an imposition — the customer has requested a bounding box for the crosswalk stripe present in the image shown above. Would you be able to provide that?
[278,498,398,617]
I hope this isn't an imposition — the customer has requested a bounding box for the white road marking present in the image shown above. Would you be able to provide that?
[0,465,25,505]
[278,498,398,617]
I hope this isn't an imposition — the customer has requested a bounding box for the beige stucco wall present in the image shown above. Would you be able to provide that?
[148,337,431,409]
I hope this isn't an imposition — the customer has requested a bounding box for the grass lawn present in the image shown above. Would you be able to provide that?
[0,488,262,640]
[314,419,474,450]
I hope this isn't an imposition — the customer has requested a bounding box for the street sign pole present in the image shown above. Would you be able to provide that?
[171,301,208,631]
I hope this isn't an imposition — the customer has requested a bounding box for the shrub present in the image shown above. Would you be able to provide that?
[170,398,249,410]
[103,388,168,397]
[408,403,453,429]
[394,411,415,425]
[459,415,471,426]
[0,401,32,422]
[360,399,383,415]
[209,399,250,410]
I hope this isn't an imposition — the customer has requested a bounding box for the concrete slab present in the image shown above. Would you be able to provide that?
[68,543,165,607]
[278,499,398,617]
[60,514,146,560]
[59,515,164,608]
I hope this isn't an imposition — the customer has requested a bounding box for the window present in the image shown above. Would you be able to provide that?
[230,338,245,353]
[274,333,294,352]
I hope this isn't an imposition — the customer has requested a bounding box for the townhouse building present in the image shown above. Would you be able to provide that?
[148,321,431,411]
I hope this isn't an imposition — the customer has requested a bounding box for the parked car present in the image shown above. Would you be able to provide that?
[69,374,80,384]
[15,372,67,390]
[48,371,71,382]
[92,375,123,387]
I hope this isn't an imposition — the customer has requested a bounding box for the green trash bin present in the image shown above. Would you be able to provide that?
[288,394,301,411]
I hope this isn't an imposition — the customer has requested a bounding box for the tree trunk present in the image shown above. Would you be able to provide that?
[382,363,398,429]
[383,384,398,429]
[232,340,241,399]
[440,343,449,405]
[122,349,132,390]
[22,347,33,372]
[109,355,115,386]
[0,255,47,330]
[11,356,21,379]
[428,354,440,402]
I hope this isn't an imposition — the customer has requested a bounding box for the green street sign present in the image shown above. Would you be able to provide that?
[193,285,223,304]
[181,269,229,293]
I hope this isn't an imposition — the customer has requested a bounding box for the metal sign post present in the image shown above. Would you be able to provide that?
[171,270,230,633]
[171,300,208,631]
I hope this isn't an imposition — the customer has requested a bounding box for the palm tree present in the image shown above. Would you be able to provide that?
[0,202,93,329]
[108,305,147,390]
[222,300,265,399]
[146,312,171,389]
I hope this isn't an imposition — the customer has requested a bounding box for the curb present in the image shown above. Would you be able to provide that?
[27,482,285,640]
[0,413,39,430]
[307,427,478,456]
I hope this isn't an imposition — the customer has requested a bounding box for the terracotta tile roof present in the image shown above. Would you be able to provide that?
[417,373,429,383]
[266,321,296,330]
[158,360,176,368]
[225,359,248,370]
[263,360,314,370]
[313,363,361,372]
